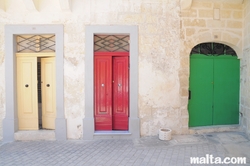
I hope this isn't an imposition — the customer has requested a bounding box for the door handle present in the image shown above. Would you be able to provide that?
[25,84,29,88]
[46,84,50,87]
[189,90,191,100]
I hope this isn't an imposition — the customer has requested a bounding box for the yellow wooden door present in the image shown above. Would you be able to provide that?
[41,57,56,129]
[17,56,38,130]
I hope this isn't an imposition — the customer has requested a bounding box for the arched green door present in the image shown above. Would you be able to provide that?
[188,43,239,127]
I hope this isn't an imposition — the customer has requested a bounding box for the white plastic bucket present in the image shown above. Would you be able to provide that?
[159,128,172,140]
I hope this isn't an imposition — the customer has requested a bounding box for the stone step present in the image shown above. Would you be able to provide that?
[93,130,132,139]
[189,125,240,134]
[14,130,56,141]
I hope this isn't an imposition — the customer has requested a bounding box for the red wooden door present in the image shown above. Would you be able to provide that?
[112,57,129,130]
[94,56,112,130]
[94,53,129,131]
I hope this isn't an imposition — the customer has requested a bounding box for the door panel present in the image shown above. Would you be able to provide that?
[94,56,112,130]
[17,57,38,130]
[213,56,239,125]
[188,55,213,127]
[41,57,56,129]
[189,54,239,127]
[112,57,129,130]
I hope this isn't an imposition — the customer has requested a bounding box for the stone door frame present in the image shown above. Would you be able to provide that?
[3,25,67,142]
[83,25,140,139]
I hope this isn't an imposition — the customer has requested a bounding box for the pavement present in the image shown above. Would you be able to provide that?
[0,131,250,166]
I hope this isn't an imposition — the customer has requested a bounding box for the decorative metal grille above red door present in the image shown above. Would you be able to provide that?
[94,35,129,52]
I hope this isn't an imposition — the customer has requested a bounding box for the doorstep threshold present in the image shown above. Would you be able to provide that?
[94,130,131,135]
[14,130,56,141]
[189,124,240,134]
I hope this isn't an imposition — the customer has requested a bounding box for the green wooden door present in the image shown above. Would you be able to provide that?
[213,56,239,125]
[188,44,239,127]
[188,54,213,127]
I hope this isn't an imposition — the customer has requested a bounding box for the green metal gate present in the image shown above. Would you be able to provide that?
[188,43,240,127]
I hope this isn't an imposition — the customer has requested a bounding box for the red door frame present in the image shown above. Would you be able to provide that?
[94,52,129,130]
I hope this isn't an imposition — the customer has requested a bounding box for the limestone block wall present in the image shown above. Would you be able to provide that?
[180,0,243,133]
[181,0,243,55]
[0,0,183,140]
[241,0,250,137]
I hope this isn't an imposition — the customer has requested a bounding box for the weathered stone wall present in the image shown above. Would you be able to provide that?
[181,0,243,134]
[0,0,247,140]
[137,2,182,136]
[0,0,182,139]
[241,0,250,137]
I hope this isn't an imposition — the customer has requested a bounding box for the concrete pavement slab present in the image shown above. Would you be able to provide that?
[0,131,249,166]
